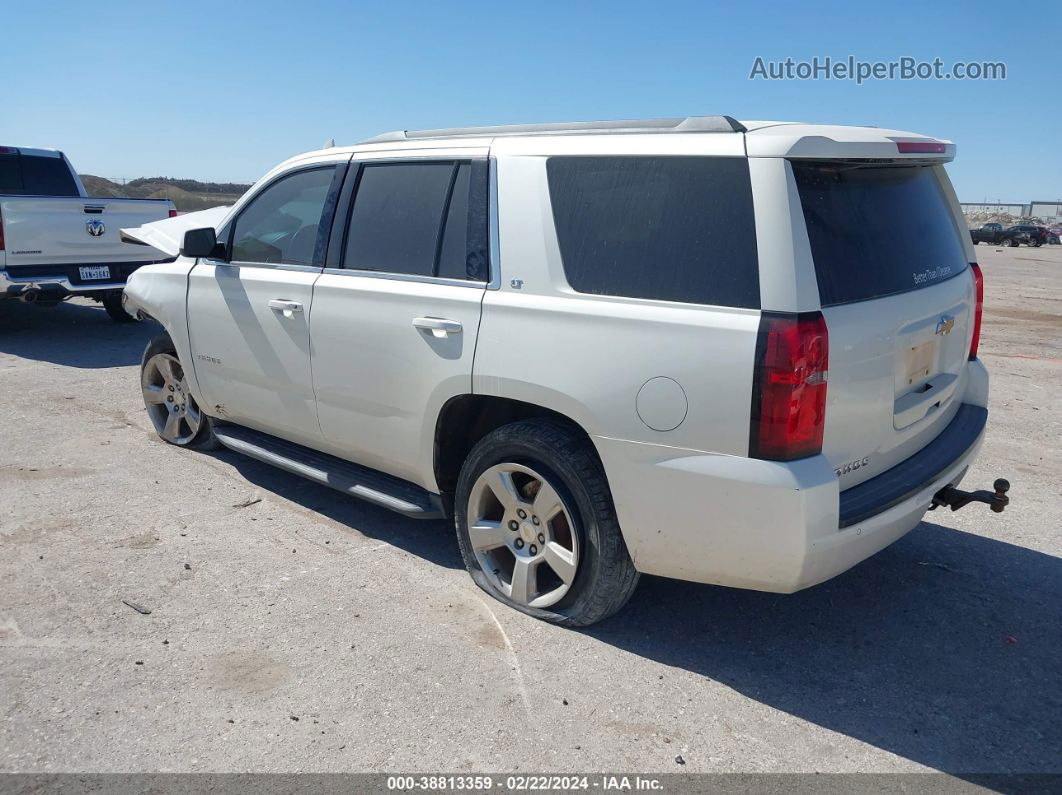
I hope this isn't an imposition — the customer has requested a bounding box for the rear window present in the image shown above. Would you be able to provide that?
[0,153,79,196]
[546,156,760,308]
[792,163,968,306]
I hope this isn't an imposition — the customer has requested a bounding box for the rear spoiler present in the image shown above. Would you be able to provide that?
[745,124,955,162]
[120,205,231,257]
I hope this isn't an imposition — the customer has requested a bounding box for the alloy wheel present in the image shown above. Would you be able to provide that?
[467,462,580,608]
[142,353,203,445]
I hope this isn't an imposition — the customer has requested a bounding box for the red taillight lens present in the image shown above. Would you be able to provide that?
[969,263,983,360]
[896,141,946,154]
[750,311,829,460]
[168,209,178,218]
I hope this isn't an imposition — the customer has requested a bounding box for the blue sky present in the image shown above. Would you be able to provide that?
[3,0,1058,201]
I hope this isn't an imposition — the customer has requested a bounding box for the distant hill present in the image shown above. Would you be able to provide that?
[80,175,250,212]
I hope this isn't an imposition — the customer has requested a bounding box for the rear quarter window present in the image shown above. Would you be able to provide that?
[792,163,968,306]
[546,156,760,308]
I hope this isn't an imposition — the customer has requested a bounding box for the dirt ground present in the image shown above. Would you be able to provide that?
[1,243,1059,777]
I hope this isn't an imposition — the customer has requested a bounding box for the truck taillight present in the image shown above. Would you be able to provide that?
[750,311,829,461]
[969,263,983,360]
[168,209,178,218]
[0,205,5,251]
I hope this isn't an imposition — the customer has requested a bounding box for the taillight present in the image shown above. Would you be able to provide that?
[168,209,178,218]
[750,311,829,461]
[969,263,983,360]
[0,205,5,251]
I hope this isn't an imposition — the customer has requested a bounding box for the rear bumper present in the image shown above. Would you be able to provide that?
[595,401,988,593]
[1,260,171,297]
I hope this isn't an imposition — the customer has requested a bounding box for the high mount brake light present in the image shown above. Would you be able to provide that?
[749,311,829,461]
[969,263,983,360]
[896,141,947,154]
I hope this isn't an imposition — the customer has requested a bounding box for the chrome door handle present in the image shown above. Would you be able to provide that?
[412,316,463,337]
[268,299,303,318]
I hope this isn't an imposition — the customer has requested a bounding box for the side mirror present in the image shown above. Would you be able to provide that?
[181,227,223,259]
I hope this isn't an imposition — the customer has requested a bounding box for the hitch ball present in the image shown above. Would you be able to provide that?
[991,479,1010,513]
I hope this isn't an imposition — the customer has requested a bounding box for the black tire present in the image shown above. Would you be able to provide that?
[141,334,219,450]
[103,291,138,323]
[454,418,639,626]
[1030,238,1042,248]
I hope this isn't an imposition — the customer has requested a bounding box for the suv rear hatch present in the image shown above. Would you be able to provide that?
[791,160,977,489]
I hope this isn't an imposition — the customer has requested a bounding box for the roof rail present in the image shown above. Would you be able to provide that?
[360,115,747,144]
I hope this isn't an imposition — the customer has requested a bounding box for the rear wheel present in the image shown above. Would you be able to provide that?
[140,336,218,449]
[102,291,137,323]
[455,418,639,626]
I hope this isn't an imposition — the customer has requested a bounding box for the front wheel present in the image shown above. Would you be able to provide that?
[102,291,138,323]
[140,335,218,449]
[454,418,639,626]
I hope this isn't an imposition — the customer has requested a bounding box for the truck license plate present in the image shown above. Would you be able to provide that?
[79,266,111,281]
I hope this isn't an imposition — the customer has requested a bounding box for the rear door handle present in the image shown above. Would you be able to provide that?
[412,316,463,337]
[268,299,303,318]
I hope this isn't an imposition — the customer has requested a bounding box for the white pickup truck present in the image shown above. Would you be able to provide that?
[0,145,175,321]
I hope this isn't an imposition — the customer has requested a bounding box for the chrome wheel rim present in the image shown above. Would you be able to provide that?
[142,353,202,445]
[467,463,580,608]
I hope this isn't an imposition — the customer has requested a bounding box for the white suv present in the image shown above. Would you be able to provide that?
[123,116,1009,626]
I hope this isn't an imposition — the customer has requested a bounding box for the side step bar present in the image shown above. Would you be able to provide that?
[213,424,444,520]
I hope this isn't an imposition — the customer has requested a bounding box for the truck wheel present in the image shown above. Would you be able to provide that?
[102,292,137,323]
[140,335,218,450]
[454,418,639,627]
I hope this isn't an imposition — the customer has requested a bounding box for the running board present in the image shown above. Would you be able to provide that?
[213,424,443,519]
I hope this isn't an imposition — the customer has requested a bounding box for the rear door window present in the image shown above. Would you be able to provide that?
[546,156,760,308]
[792,163,968,306]
[342,160,488,280]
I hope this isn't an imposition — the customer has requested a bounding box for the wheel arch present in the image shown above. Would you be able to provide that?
[126,261,205,407]
[433,394,599,513]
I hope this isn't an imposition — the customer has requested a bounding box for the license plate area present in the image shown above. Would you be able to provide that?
[905,339,937,387]
[79,266,111,281]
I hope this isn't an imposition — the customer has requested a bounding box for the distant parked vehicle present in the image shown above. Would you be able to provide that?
[1046,225,1061,244]
[0,146,175,321]
[1000,224,1048,247]
[970,223,1005,245]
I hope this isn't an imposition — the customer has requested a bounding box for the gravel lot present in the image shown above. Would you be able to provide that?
[1,244,1059,776]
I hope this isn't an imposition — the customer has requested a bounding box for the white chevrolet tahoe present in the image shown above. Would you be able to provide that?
[0,145,175,321]
[122,116,1010,626]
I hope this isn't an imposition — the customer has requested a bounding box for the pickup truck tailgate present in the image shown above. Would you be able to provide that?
[1,197,173,267]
